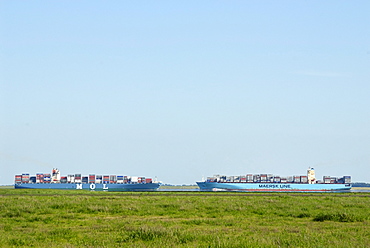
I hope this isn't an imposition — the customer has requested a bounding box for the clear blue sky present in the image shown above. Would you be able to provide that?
[1,1,369,185]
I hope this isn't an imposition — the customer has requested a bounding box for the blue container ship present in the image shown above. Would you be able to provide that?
[197,168,351,192]
[14,168,161,192]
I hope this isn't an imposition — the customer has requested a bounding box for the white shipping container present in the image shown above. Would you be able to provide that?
[67,175,75,183]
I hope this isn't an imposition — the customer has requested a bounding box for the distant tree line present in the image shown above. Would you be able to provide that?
[352,182,370,187]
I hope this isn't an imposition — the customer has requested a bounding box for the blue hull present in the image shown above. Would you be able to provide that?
[197,182,351,192]
[15,183,161,191]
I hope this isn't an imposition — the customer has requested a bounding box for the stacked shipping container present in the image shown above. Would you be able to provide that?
[15,172,155,185]
[205,174,351,184]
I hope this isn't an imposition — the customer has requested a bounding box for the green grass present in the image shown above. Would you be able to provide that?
[0,189,369,247]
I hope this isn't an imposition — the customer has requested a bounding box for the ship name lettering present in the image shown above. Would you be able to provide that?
[76,184,83,190]
[103,184,108,190]
[259,184,279,188]
[258,184,291,189]
[90,184,96,190]
[279,185,291,188]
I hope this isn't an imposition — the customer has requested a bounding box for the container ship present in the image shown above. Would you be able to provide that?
[14,168,161,191]
[197,168,351,192]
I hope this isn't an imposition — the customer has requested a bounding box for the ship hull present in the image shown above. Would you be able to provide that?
[14,183,161,191]
[197,182,351,192]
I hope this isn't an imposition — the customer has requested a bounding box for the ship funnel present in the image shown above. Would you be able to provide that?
[307,167,316,184]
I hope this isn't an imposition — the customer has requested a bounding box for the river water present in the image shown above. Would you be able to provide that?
[350,188,370,193]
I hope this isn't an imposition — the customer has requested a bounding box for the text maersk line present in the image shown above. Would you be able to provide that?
[259,184,291,189]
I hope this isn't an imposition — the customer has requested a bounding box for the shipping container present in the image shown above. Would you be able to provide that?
[96,175,102,184]
[273,176,281,183]
[82,177,88,183]
[44,174,51,183]
[117,175,124,183]
[233,176,240,183]
[260,174,267,183]
[103,175,110,184]
[22,174,30,183]
[15,175,22,183]
[67,174,75,183]
[75,174,82,183]
[323,176,331,184]
[131,176,139,183]
[89,174,95,183]
[110,175,117,183]
[267,174,274,182]
[123,175,129,183]
[253,175,260,183]
[293,176,301,183]
[287,176,294,183]
[300,176,308,183]
[246,174,253,182]
[30,176,36,183]
[207,177,216,182]
[36,173,44,183]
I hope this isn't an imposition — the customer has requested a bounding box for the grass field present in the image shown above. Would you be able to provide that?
[0,189,369,247]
